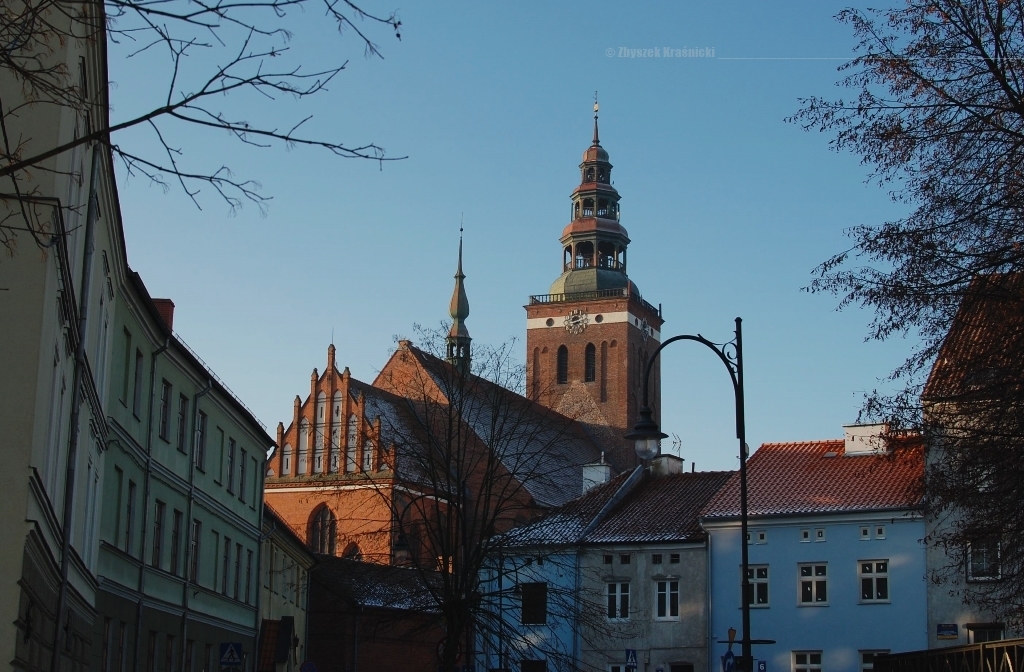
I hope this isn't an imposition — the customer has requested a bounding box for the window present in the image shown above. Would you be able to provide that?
[195,412,207,470]
[158,381,172,440]
[585,343,596,382]
[146,631,157,672]
[652,553,663,564]
[234,543,242,599]
[520,582,547,624]
[188,519,201,582]
[185,640,195,672]
[669,553,680,564]
[226,439,236,494]
[310,506,337,555]
[245,550,253,604]
[969,624,1004,643]
[120,329,132,404]
[125,480,136,556]
[603,554,613,565]
[875,526,886,540]
[746,565,769,606]
[215,428,225,483]
[814,528,826,542]
[860,527,870,541]
[757,531,767,544]
[176,395,189,452]
[151,501,165,569]
[363,439,374,472]
[211,531,220,590]
[222,537,231,594]
[656,580,679,618]
[799,564,828,604]
[859,561,889,602]
[620,554,631,564]
[801,529,811,542]
[170,510,183,575]
[968,536,1000,581]
[606,582,629,619]
[238,449,247,502]
[793,652,822,672]
[164,635,175,672]
[132,349,144,418]
[556,346,568,384]
[860,651,889,672]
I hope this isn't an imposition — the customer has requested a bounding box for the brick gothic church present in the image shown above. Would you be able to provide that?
[263,105,664,561]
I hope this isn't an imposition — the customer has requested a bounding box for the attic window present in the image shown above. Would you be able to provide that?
[860,527,870,541]
[875,526,886,540]
[669,553,680,564]
[620,554,631,565]
[652,554,663,565]
[801,529,811,542]
[603,554,613,565]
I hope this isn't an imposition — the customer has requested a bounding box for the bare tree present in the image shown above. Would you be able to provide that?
[1,0,402,255]
[367,326,606,672]
[789,1,1024,627]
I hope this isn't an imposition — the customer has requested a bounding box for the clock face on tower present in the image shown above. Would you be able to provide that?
[564,308,589,335]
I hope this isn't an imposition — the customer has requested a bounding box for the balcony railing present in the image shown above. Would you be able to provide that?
[562,258,626,272]
[529,288,661,316]
[876,638,1024,672]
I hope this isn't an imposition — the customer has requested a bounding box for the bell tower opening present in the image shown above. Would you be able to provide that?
[524,100,664,471]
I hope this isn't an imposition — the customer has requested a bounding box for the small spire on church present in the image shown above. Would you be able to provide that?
[447,223,471,373]
[592,92,600,145]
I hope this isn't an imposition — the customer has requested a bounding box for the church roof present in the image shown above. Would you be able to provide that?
[381,342,604,508]
[311,556,441,612]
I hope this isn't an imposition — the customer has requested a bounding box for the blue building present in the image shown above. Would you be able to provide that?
[700,425,927,672]
[479,456,732,672]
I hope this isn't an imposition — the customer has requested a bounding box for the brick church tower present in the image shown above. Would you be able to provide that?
[526,102,664,471]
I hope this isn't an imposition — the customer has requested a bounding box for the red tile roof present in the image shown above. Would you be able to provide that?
[701,439,924,519]
[924,273,1024,402]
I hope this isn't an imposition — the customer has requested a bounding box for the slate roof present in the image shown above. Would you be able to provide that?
[500,466,733,548]
[398,344,603,508]
[700,439,924,519]
[311,556,442,612]
[923,273,1024,402]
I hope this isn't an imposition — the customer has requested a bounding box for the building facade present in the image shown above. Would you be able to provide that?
[525,103,664,472]
[258,505,316,672]
[479,456,731,672]
[701,427,927,672]
[1,10,123,672]
[96,276,273,672]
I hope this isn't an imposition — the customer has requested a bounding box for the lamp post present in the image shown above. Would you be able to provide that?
[625,317,754,671]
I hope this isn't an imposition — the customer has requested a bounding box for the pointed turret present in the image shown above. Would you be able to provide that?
[446,231,472,373]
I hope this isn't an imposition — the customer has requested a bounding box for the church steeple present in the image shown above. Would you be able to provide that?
[446,229,471,373]
[550,102,632,297]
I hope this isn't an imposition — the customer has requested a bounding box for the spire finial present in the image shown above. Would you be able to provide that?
[592,91,600,145]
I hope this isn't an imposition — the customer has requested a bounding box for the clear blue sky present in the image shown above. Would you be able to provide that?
[110,1,910,472]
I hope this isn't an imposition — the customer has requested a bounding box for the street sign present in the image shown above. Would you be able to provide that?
[758,660,767,672]
[722,651,736,672]
[626,649,638,670]
[937,624,959,640]
[220,643,242,672]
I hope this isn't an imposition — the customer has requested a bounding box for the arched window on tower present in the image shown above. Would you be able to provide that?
[574,201,580,219]
[557,346,569,384]
[564,246,572,271]
[582,198,594,217]
[585,167,595,182]
[575,241,594,269]
[597,199,609,218]
[585,343,596,382]
[309,506,336,555]
[598,168,606,182]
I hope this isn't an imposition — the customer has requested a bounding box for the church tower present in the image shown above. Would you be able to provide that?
[525,102,664,471]
[447,232,471,373]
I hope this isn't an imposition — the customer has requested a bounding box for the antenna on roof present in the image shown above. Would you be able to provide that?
[671,433,682,457]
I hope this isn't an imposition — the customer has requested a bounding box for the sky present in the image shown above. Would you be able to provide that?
[108,1,912,473]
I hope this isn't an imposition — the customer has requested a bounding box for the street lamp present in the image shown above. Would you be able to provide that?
[625,317,756,671]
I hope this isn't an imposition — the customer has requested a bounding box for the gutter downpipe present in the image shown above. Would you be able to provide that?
[180,378,214,671]
[51,144,102,672]
[252,451,269,671]
[132,336,170,671]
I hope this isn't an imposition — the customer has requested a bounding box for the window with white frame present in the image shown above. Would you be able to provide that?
[793,651,822,672]
[606,582,629,620]
[968,536,1001,581]
[655,580,679,619]
[859,560,889,602]
[745,565,769,606]
[860,650,889,672]
[799,564,828,604]
[874,525,886,540]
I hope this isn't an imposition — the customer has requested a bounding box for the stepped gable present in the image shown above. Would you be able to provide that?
[701,439,924,519]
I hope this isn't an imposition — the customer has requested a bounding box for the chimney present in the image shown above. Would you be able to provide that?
[843,423,889,455]
[582,453,612,493]
[152,298,175,331]
[651,454,683,476]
